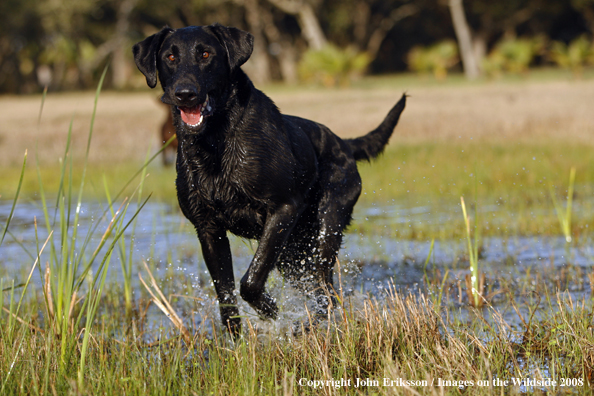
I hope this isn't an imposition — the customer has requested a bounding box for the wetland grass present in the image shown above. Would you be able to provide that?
[2,268,594,394]
[1,72,156,392]
[461,196,485,308]
[550,167,576,244]
[2,76,594,394]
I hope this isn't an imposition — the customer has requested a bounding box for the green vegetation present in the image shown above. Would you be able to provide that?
[407,40,459,80]
[2,266,594,394]
[2,74,594,395]
[407,35,591,81]
[298,45,371,87]
[550,35,594,78]
[2,0,592,92]
[482,36,545,76]
[550,167,577,244]
[354,141,594,240]
[460,196,483,308]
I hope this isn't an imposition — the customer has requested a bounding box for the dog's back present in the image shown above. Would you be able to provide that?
[281,94,406,164]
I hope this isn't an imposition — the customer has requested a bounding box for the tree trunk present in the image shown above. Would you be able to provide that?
[111,46,129,89]
[276,45,298,84]
[353,1,370,48]
[297,4,326,50]
[241,0,272,85]
[112,0,139,89]
[448,0,480,80]
[260,6,298,84]
[266,0,327,50]
[80,0,138,89]
[472,32,487,73]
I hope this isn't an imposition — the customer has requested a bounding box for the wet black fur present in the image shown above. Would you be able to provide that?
[133,23,406,334]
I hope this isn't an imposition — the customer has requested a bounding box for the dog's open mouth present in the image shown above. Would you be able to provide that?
[178,94,212,128]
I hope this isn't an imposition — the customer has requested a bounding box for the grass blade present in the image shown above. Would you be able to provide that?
[461,196,481,307]
[1,151,27,247]
[550,167,576,243]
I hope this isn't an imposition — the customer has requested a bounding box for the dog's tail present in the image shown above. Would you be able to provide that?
[346,94,406,162]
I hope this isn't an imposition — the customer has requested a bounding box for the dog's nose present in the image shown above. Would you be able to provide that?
[174,86,198,105]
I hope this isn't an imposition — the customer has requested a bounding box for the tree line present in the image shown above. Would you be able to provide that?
[1,0,592,93]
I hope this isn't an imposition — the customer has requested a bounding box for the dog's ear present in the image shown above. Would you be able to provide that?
[207,23,254,71]
[133,27,174,88]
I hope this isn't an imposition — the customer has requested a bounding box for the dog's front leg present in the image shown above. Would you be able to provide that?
[240,202,301,319]
[197,227,240,334]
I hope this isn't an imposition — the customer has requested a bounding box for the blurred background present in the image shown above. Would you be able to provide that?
[1,0,593,93]
[1,0,593,204]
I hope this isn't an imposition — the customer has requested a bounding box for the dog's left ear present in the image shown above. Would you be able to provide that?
[133,27,174,88]
[207,23,254,71]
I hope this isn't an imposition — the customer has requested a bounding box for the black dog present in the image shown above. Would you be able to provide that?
[133,24,405,334]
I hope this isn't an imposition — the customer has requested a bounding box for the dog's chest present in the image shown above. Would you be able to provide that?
[178,153,267,237]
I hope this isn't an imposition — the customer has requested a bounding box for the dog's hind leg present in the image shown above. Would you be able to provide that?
[275,213,321,293]
[312,216,345,316]
[313,163,362,316]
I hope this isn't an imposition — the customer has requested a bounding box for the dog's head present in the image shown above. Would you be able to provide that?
[133,24,254,132]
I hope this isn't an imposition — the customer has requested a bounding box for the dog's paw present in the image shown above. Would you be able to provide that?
[292,316,320,337]
[219,303,241,336]
[250,292,278,320]
[315,293,337,316]
[223,316,242,337]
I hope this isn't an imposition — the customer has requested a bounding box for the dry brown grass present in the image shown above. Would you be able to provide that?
[272,79,594,143]
[0,77,593,167]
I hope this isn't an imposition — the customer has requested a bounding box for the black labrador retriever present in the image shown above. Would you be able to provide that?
[133,23,406,334]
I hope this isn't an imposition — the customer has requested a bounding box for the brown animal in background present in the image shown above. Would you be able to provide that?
[160,101,178,165]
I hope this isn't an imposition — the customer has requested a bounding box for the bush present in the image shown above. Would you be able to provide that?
[550,35,594,77]
[298,44,371,87]
[483,36,545,76]
[407,40,459,80]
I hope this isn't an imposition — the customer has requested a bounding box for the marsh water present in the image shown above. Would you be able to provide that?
[1,199,593,331]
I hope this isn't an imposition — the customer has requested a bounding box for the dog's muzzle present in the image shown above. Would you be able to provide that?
[178,94,212,128]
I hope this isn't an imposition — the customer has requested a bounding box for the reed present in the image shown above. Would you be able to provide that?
[460,196,485,308]
[550,167,576,244]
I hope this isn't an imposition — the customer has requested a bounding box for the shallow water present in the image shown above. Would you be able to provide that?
[1,199,593,332]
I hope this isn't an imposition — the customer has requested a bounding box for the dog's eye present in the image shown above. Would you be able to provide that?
[201,51,210,59]
[167,54,176,62]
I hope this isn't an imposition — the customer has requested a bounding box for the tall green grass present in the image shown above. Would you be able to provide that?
[34,69,147,383]
[104,156,149,314]
[0,69,163,391]
[550,167,576,244]
[460,196,483,308]
[0,151,27,247]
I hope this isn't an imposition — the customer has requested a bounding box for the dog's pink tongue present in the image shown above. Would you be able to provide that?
[179,105,202,125]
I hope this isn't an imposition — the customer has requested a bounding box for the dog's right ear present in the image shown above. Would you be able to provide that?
[207,23,254,72]
[133,27,174,88]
